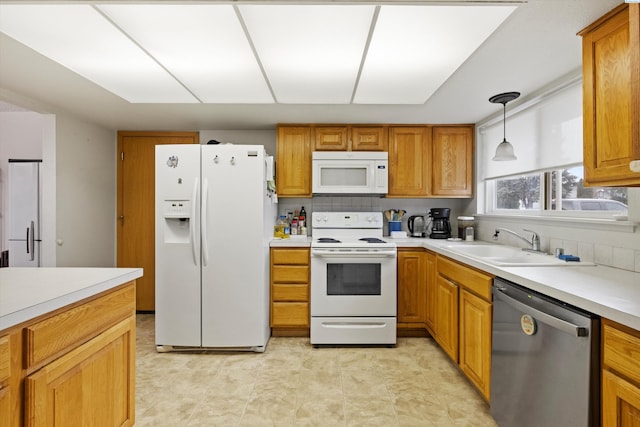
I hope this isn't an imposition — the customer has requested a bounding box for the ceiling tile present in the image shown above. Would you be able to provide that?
[0,4,198,103]
[98,4,274,103]
[354,5,517,104]
[239,4,376,104]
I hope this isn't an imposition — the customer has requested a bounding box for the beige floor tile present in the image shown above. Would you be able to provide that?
[295,398,346,426]
[135,314,495,426]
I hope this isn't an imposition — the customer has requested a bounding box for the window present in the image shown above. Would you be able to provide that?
[480,77,630,220]
[488,166,628,217]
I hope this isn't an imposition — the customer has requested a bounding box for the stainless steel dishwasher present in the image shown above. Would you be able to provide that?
[491,278,600,427]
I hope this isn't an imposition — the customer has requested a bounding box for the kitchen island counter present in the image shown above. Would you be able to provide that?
[0,267,143,331]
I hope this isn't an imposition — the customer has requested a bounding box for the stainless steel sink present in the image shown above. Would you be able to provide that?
[444,244,592,267]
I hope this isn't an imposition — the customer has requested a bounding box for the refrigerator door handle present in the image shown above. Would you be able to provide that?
[28,221,35,261]
[202,178,209,267]
[190,178,199,266]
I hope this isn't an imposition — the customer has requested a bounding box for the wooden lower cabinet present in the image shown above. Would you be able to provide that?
[424,252,437,333]
[397,249,427,332]
[26,318,135,426]
[434,274,459,361]
[270,247,310,336]
[0,334,10,427]
[433,255,493,401]
[602,318,640,426]
[459,289,492,400]
[1,281,136,427]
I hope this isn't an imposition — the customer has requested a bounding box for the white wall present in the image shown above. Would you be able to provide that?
[55,113,116,267]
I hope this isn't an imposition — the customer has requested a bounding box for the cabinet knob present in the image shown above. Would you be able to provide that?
[630,160,640,173]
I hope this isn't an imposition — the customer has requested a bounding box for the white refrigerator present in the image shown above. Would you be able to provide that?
[7,159,42,267]
[155,144,276,352]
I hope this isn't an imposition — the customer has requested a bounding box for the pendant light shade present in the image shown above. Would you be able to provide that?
[489,91,520,161]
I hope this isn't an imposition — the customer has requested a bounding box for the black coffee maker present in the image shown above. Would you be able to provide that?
[429,208,451,239]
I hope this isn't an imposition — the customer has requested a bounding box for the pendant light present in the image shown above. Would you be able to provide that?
[489,91,520,161]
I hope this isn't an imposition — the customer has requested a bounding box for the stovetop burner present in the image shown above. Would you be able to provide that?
[316,237,341,243]
[359,237,387,244]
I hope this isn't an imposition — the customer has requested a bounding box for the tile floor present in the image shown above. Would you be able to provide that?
[135,314,496,426]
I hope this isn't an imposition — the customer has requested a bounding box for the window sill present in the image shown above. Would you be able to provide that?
[476,214,636,233]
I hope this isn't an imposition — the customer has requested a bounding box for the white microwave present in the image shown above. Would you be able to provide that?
[312,151,388,195]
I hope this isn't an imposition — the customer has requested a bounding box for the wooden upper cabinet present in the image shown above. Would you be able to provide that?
[431,126,474,198]
[313,125,387,151]
[314,126,348,150]
[350,126,387,151]
[580,4,640,187]
[276,126,312,197]
[388,126,432,197]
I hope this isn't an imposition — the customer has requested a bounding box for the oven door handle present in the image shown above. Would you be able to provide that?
[311,249,397,258]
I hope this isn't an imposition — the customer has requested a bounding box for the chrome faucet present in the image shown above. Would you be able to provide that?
[493,228,542,252]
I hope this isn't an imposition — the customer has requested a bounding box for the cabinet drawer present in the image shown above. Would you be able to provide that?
[272,303,309,327]
[271,248,310,265]
[0,335,9,382]
[437,256,492,301]
[272,284,309,302]
[603,320,640,385]
[25,283,135,368]
[272,265,309,283]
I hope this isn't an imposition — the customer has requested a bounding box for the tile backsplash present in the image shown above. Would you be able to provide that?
[277,197,640,274]
[476,217,640,273]
[277,197,466,236]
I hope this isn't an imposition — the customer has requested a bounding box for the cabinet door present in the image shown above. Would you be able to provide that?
[276,127,312,197]
[434,274,458,362]
[602,369,640,427]
[431,126,473,197]
[314,126,348,151]
[459,289,492,401]
[397,250,426,325]
[424,252,437,333]
[582,5,640,186]
[26,318,135,427]
[388,127,431,197]
[351,126,387,151]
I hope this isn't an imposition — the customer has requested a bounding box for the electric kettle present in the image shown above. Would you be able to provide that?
[407,215,427,238]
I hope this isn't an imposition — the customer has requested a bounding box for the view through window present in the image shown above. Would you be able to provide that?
[493,166,628,215]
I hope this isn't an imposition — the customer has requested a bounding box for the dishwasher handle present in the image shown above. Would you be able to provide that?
[494,287,589,337]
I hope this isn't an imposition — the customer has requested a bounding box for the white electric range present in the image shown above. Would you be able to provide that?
[310,212,397,346]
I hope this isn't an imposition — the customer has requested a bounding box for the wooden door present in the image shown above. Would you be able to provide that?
[388,126,431,197]
[434,274,458,362]
[459,289,492,401]
[276,126,312,197]
[117,131,198,311]
[397,250,426,326]
[431,126,473,197]
[25,318,135,427]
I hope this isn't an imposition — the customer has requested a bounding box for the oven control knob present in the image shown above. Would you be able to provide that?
[367,215,378,223]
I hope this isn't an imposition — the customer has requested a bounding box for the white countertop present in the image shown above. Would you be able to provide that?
[0,267,143,331]
[273,236,640,331]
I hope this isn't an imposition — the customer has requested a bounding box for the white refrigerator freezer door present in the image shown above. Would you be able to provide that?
[8,161,40,240]
[200,145,270,348]
[155,144,202,347]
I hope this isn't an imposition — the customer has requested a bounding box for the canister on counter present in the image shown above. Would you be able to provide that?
[457,216,475,239]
